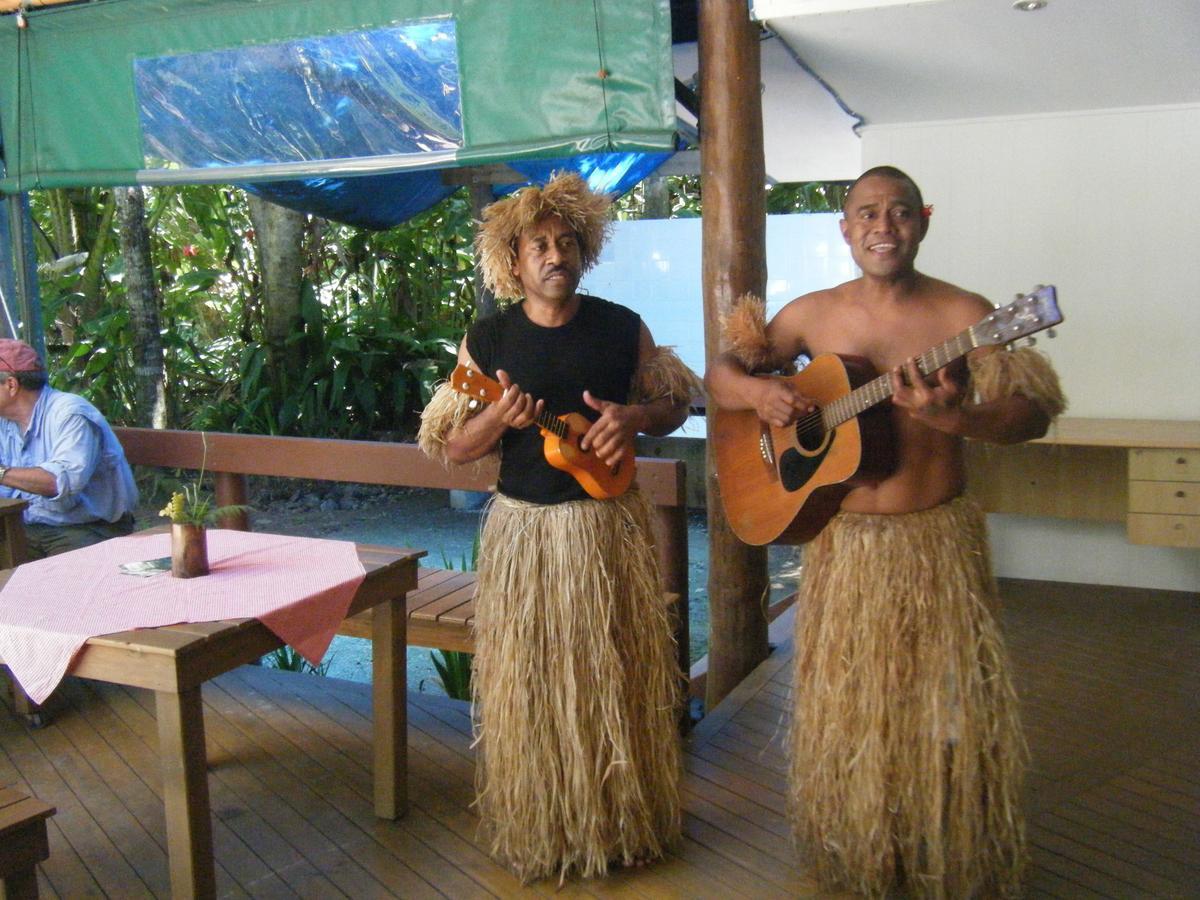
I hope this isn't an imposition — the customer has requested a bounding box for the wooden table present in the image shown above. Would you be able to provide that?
[0,541,422,899]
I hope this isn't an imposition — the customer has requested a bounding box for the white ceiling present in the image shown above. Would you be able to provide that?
[672,0,1200,182]
[759,0,1200,125]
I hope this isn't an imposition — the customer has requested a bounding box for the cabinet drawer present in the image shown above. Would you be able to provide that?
[1128,481,1200,516]
[1128,448,1199,482]
[1127,513,1200,548]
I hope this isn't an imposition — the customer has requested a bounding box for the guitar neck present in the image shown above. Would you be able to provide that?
[455,369,570,438]
[821,327,978,429]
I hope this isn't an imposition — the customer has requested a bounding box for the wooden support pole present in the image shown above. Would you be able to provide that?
[700,1,770,710]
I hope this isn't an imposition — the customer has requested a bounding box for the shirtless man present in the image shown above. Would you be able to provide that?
[706,166,1065,898]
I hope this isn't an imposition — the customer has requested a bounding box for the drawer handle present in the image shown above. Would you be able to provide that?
[1178,457,1188,465]
[1177,490,1187,498]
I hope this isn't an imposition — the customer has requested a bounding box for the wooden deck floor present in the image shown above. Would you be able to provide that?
[1,578,1196,898]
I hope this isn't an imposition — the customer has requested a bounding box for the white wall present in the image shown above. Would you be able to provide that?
[863,103,1200,591]
[673,37,862,182]
[584,213,855,380]
[582,213,855,437]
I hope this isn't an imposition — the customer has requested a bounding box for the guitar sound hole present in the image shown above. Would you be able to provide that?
[797,421,826,453]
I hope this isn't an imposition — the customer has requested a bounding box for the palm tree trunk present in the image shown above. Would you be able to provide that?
[247,194,306,391]
[114,186,166,428]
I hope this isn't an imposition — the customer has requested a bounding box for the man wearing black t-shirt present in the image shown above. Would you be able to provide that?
[418,173,698,883]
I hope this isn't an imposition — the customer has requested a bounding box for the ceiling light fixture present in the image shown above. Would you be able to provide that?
[1013,0,1048,10]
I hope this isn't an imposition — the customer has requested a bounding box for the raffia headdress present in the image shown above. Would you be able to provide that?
[475,172,612,301]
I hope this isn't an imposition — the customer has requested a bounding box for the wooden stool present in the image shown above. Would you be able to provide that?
[0,786,55,899]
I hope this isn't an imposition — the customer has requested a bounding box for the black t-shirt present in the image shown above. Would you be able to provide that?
[466,295,642,504]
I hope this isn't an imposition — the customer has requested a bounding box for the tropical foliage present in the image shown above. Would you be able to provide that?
[614,176,850,219]
[262,644,332,677]
[430,648,473,701]
[30,185,474,438]
[28,176,846,441]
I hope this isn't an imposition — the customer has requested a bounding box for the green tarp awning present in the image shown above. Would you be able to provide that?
[0,0,676,193]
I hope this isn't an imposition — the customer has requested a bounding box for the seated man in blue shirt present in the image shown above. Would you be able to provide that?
[0,338,138,559]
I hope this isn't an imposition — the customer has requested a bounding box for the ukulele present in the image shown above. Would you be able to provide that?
[448,364,636,500]
[712,285,1063,545]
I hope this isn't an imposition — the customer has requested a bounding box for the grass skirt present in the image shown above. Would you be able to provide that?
[789,496,1026,898]
[472,490,682,882]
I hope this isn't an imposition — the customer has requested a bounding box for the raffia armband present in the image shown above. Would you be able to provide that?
[416,380,490,467]
[719,292,795,374]
[968,347,1067,420]
[629,346,703,407]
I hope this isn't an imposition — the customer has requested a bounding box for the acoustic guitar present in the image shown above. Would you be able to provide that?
[712,285,1063,545]
[448,364,636,500]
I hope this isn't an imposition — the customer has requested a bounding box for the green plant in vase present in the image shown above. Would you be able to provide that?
[158,435,249,577]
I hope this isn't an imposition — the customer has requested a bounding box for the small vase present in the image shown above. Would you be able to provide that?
[171,523,209,578]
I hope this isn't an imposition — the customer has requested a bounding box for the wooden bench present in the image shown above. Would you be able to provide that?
[0,787,54,899]
[340,566,478,652]
[112,429,691,673]
[338,566,679,653]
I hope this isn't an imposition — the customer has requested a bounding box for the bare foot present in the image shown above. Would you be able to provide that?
[609,853,655,871]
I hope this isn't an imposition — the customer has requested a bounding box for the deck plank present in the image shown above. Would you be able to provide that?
[0,577,1194,897]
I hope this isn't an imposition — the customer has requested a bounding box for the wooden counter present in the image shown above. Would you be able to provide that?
[965,418,1200,548]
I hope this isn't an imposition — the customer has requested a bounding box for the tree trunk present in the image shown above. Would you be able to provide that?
[46,188,115,345]
[247,194,307,390]
[469,183,497,319]
[700,2,770,711]
[71,189,114,316]
[642,175,670,220]
[45,189,74,257]
[114,186,167,428]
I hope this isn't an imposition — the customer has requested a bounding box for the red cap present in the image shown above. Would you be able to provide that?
[0,339,44,373]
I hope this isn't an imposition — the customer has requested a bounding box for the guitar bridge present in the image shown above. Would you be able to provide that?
[759,428,775,467]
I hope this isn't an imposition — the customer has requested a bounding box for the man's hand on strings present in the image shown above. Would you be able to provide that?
[493,369,543,430]
[580,391,643,467]
[754,375,816,428]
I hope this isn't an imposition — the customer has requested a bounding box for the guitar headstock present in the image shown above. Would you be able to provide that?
[973,285,1063,348]
[449,364,503,403]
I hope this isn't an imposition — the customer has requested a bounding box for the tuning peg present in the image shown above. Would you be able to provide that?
[467,399,480,410]
[1046,328,1057,339]
[1022,337,1037,348]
